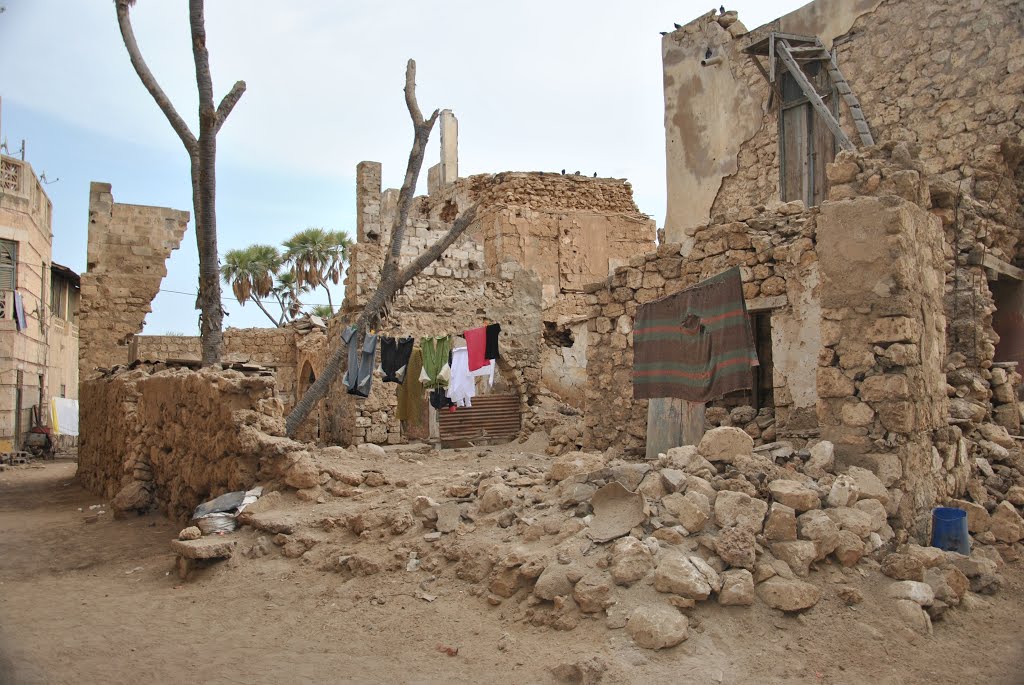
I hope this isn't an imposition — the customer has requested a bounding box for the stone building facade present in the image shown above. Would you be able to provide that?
[580,0,1023,532]
[0,153,80,450]
[325,119,656,445]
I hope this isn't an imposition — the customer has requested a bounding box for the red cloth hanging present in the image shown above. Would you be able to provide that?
[464,326,488,371]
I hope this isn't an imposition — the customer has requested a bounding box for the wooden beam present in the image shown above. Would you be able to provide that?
[982,253,1024,281]
[748,55,782,108]
[775,40,854,151]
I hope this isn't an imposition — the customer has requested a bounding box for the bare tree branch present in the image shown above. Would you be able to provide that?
[114,1,197,154]
[214,80,247,134]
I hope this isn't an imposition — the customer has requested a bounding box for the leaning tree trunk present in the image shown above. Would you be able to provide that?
[116,0,245,366]
[284,60,477,437]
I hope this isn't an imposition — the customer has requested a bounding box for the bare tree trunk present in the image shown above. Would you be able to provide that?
[252,297,281,327]
[284,60,474,437]
[115,0,245,366]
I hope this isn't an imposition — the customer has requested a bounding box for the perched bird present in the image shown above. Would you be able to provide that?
[720,5,725,14]
[561,169,565,175]
[574,171,580,176]
[705,47,713,59]
[593,172,597,177]
[660,31,668,36]
[674,23,682,29]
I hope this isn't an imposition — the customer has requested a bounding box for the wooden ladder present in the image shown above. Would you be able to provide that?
[774,36,875,150]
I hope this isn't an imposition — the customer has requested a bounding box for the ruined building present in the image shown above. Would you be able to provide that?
[584,0,1023,532]
[0,153,80,450]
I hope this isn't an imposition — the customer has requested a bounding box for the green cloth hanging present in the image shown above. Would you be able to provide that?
[397,347,425,427]
[420,335,452,389]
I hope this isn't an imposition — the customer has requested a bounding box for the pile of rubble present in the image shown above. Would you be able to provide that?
[173,426,1024,651]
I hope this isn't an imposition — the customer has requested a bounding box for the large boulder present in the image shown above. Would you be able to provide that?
[626,606,688,650]
[756,577,821,611]
[548,451,605,482]
[697,426,753,463]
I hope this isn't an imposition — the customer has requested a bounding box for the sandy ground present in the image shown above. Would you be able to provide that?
[2,458,1024,685]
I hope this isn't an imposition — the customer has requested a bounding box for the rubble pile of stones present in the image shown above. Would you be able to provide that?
[215,426,1024,651]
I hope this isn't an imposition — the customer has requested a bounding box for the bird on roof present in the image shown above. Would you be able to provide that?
[593,172,597,178]
[720,5,726,14]
[674,23,682,29]
[574,171,580,175]
[705,47,713,59]
[660,31,668,36]
[561,169,565,175]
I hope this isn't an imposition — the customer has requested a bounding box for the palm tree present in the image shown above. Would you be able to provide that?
[309,304,335,320]
[272,271,308,326]
[220,244,281,326]
[283,228,351,313]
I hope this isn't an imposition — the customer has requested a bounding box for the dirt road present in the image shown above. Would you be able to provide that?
[2,461,1023,684]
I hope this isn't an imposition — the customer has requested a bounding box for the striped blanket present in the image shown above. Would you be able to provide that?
[633,267,758,402]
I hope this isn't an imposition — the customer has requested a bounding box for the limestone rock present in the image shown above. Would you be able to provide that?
[768,479,820,512]
[662,492,708,533]
[833,530,865,567]
[434,502,463,533]
[697,426,753,463]
[894,599,933,636]
[479,484,515,514]
[719,569,755,606]
[827,475,859,508]
[805,441,835,478]
[535,563,575,600]
[853,499,887,532]
[111,481,153,515]
[685,476,717,506]
[659,468,688,493]
[549,451,605,482]
[770,541,817,577]
[989,501,1024,544]
[573,572,614,613]
[797,510,841,560]
[845,467,889,504]
[764,503,798,542]
[653,553,715,600]
[826,507,874,539]
[714,490,768,533]
[626,606,688,650]
[756,577,821,612]
[178,526,202,541]
[170,537,235,560]
[284,456,321,489]
[356,443,386,459]
[610,536,654,586]
[665,446,715,476]
[924,567,969,606]
[609,464,651,491]
[637,472,667,500]
[714,526,756,570]
[881,553,925,582]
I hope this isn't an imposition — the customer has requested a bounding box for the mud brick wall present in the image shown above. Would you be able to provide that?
[79,182,189,379]
[78,365,293,521]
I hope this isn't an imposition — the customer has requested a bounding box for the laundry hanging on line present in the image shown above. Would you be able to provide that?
[342,325,379,398]
[380,336,414,384]
[632,266,758,403]
[419,335,453,389]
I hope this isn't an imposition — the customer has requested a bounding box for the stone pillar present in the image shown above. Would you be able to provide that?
[439,109,458,185]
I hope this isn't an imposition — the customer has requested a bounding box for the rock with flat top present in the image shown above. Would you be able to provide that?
[768,480,820,512]
[756,577,821,611]
[764,503,798,541]
[170,536,236,560]
[846,467,889,504]
[653,553,715,600]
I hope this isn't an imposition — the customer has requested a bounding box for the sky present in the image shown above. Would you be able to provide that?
[0,0,807,334]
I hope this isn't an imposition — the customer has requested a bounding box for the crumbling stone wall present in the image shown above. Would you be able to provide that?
[331,161,654,445]
[583,204,820,454]
[78,365,293,521]
[79,182,188,378]
[134,327,302,406]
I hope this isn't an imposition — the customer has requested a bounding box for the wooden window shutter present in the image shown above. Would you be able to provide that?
[0,240,16,291]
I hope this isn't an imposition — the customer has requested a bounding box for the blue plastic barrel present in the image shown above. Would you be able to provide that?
[931,507,970,555]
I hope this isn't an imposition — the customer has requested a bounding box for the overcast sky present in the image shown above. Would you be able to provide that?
[0,0,807,334]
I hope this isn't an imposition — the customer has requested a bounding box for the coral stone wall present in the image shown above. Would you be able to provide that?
[78,365,292,521]
[79,182,189,378]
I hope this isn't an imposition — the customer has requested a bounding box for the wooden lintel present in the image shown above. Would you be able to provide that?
[747,295,788,312]
[982,253,1024,281]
